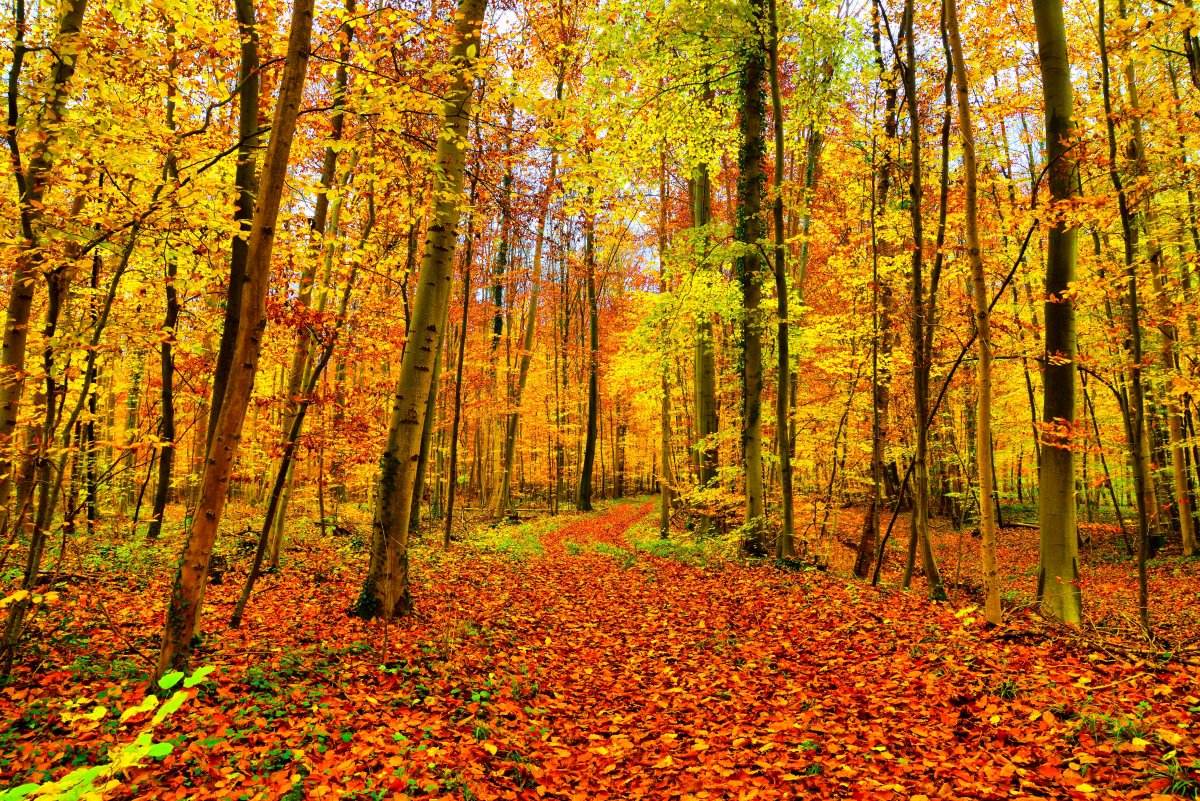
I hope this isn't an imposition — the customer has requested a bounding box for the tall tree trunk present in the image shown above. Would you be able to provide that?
[577,210,600,512]
[1033,0,1082,625]
[445,210,475,548]
[206,0,262,451]
[1098,0,1152,632]
[354,0,486,619]
[156,0,315,676]
[855,3,899,579]
[766,0,793,559]
[736,0,768,553]
[267,3,354,560]
[147,60,182,541]
[1117,11,1195,558]
[692,166,719,489]
[901,0,946,600]
[148,256,180,540]
[946,0,1000,624]
[0,0,90,515]
[658,144,674,536]
[496,149,559,519]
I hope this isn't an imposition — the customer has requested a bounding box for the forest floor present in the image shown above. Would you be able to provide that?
[2,499,1199,800]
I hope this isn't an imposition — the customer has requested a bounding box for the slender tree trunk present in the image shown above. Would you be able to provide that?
[901,0,947,600]
[206,0,262,451]
[0,0,90,515]
[855,5,899,578]
[736,0,768,553]
[692,166,719,490]
[148,256,180,540]
[658,144,674,536]
[577,210,600,512]
[445,235,474,548]
[156,0,315,676]
[1117,19,1195,558]
[497,107,561,518]
[1098,0,1152,632]
[354,0,486,619]
[267,13,353,563]
[766,0,794,559]
[946,0,1000,624]
[1033,0,1082,625]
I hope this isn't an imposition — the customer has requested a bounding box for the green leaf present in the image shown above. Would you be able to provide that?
[147,741,174,759]
[183,665,214,688]
[157,670,184,690]
[152,690,189,725]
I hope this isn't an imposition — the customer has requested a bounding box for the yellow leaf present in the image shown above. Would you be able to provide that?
[1076,783,1097,793]
[1157,729,1184,747]
[482,742,497,755]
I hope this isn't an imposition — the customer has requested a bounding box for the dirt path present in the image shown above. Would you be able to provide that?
[3,501,1192,800]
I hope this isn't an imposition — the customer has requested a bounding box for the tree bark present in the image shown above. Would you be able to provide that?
[206,0,263,451]
[354,0,486,619]
[766,0,793,559]
[1032,0,1082,625]
[156,0,316,676]
[901,0,946,600]
[946,0,1000,624]
[736,0,768,553]
[0,0,90,514]
[692,165,719,490]
[577,209,600,512]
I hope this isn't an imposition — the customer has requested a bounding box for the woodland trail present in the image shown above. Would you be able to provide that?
[3,501,1195,800]
[355,501,1193,801]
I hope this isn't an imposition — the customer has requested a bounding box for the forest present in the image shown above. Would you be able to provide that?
[0,0,1199,796]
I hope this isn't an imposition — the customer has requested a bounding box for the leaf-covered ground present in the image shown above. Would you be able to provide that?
[2,500,1198,799]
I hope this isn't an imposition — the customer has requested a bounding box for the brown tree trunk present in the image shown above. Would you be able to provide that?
[156,0,316,676]
[354,0,487,619]
[0,0,90,515]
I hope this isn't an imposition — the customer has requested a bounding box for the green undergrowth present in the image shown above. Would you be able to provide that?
[623,519,738,566]
[472,518,551,559]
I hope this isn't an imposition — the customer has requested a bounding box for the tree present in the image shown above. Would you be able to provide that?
[900,0,946,601]
[355,0,488,618]
[577,207,600,511]
[156,0,316,675]
[0,0,90,518]
[736,0,768,553]
[1032,0,1082,625]
[945,0,1000,625]
[766,0,794,559]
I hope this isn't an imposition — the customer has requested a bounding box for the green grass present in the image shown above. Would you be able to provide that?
[472,518,561,559]
[624,519,736,566]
